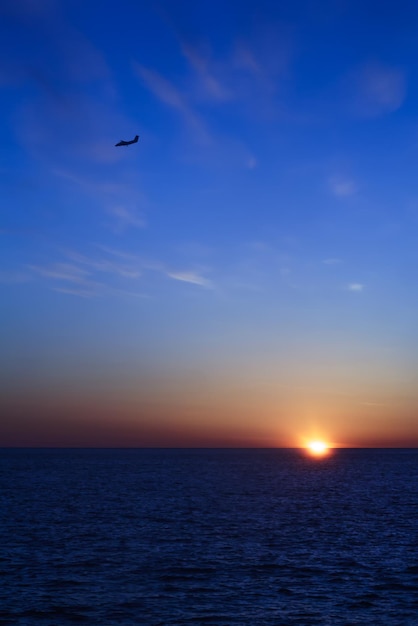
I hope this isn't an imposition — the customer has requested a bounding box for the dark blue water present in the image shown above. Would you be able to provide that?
[1,449,418,625]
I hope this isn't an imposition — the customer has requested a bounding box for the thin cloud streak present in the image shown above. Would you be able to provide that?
[53,286,98,298]
[167,270,212,288]
[107,206,146,233]
[65,251,143,279]
[134,62,210,143]
[54,169,147,234]
[181,43,232,102]
[29,263,90,283]
[22,245,216,297]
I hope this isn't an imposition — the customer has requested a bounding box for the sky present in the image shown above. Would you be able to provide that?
[1,0,418,447]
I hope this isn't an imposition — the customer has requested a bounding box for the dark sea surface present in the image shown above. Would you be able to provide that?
[1,448,418,625]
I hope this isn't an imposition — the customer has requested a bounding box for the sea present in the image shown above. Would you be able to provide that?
[1,448,418,625]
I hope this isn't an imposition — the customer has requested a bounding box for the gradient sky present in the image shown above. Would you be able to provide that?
[2,0,418,446]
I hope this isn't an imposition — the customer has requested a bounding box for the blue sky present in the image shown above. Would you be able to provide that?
[2,0,418,446]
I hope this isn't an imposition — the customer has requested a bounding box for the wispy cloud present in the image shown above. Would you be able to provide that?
[179,26,294,117]
[232,31,292,95]
[52,286,99,298]
[347,283,364,292]
[29,262,105,297]
[53,285,149,299]
[94,245,143,261]
[348,61,407,117]
[133,65,252,166]
[53,169,126,196]
[65,250,143,279]
[107,206,146,233]
[233,43,263,76]
[167,270,212,288]
[29,263,90,283]
[54,169,147,233]
[329,176,357,197]
[181,43,231,102]
[134,63,186,110]
[134,62,209,143]
[26,245,216,297]
[322,258,343,265]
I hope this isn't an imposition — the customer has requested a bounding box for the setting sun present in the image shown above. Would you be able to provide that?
[306,441,331,457]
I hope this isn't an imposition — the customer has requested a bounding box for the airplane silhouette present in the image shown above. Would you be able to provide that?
[115,135,139,147]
